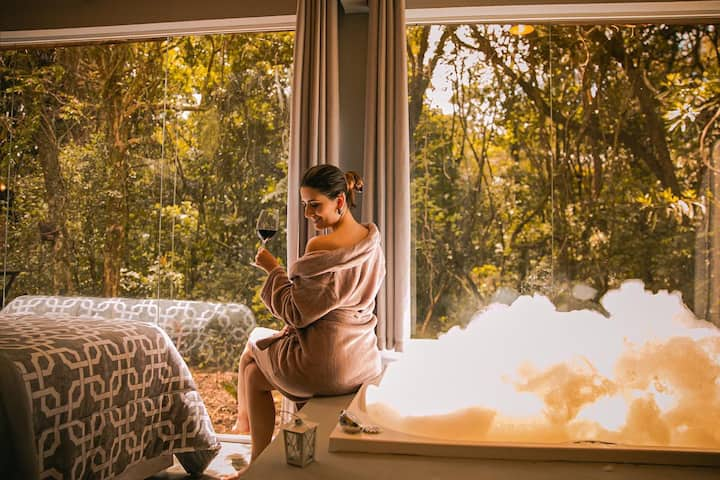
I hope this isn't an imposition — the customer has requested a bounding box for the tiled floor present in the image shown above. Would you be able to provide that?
[147,442,252,479]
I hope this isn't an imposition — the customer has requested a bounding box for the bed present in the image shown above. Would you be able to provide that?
[0,311,221,479]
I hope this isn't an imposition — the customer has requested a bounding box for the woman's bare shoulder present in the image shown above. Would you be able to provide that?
[305,225,369,254]
[305,235,336,253]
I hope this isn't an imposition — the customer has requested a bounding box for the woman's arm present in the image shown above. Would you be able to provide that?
[260,267,339,329]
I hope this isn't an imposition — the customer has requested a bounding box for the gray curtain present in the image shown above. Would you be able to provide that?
[282,0,341,422]
[362,0,411,351]
[287,0,340,267]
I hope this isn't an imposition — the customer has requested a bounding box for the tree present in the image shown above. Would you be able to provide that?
[1,32,294,327]
[407,24,719,336]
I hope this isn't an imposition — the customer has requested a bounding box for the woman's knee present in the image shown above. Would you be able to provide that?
[244,362,260,384]
[245,362,272,391]
[238,348,253,370]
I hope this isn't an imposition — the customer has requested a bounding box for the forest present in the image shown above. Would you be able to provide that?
[407,24,719,335]
[1,34,294,332]
[1,23,718,342]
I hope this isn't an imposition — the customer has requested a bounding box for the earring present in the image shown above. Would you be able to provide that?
[337,207,343,216]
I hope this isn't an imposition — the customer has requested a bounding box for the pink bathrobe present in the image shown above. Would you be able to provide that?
[250,223,385,402]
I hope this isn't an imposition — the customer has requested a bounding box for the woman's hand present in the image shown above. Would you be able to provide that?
[280,324,296,336]
[254,247,280,273]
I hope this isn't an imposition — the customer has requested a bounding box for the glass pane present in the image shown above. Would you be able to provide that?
[1,32,293,434]
[399,21,720,451]
[409,23,720,337]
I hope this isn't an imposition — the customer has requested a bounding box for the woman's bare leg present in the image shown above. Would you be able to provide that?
[245,362,276,460]
[232,344,254,433]
[222,361,275,479]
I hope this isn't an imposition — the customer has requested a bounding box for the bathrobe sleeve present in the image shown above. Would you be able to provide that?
[260,265,339,329]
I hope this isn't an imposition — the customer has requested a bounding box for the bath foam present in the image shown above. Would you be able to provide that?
[330,281,720,463]
[329,381,720,466]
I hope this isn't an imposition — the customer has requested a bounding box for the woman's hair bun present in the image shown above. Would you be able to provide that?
[344,171,364,208]
[345,171,364,192]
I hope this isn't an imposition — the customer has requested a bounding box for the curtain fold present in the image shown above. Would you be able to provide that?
[287,0,340,267]
[362,0,411,351]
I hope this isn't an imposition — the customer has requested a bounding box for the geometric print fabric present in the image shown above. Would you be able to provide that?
[3,295,256,370]
[0,312,221,479]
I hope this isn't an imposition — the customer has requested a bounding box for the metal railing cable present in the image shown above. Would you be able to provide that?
[156,37,171,323]
[2,58,16,308]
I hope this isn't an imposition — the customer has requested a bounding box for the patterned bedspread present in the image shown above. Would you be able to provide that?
[0,312,220,479]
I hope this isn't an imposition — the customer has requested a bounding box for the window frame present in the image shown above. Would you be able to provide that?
[406,1,720,25]
[0,15,296,48]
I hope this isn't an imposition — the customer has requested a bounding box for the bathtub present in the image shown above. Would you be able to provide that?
[328,381,720,467]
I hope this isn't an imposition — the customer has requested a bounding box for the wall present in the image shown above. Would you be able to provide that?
[1,0,297,31]
[2,0,693,31]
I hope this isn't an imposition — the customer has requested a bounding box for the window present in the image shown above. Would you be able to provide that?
[409,23,720,337]
[1,32,294,433]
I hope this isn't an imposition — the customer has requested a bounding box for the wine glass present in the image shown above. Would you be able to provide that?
[256,208,279,246]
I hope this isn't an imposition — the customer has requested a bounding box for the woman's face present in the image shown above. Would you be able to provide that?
[300,186,343,230]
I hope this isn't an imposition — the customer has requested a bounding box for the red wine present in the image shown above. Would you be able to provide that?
[258,229,277,242]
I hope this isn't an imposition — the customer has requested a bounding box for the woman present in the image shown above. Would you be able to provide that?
[229,165,385,475]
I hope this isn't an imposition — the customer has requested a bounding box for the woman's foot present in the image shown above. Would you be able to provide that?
[221,464,249,479]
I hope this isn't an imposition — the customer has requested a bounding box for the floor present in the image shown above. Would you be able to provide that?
[147,442,252,479]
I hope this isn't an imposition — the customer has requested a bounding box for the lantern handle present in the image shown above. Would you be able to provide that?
[278,409,304,426]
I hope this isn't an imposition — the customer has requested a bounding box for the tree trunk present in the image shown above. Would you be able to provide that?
[694,171,709,319]
[696,142,720,325]
[102,222,124,297]
[594,30,681,196]
[407,26,453,157]
[98,46,131,297]
[710,143,720,326]
[36,95,75,295]
[101,129,126,297]
[420,281,447,336]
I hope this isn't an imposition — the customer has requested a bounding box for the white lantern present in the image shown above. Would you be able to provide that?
[282,416,318,467]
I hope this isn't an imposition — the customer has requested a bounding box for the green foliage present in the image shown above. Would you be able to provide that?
[2,24,718,340]
[221,379,238,400]
[409,24,720,337]
[1,33,294,326]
